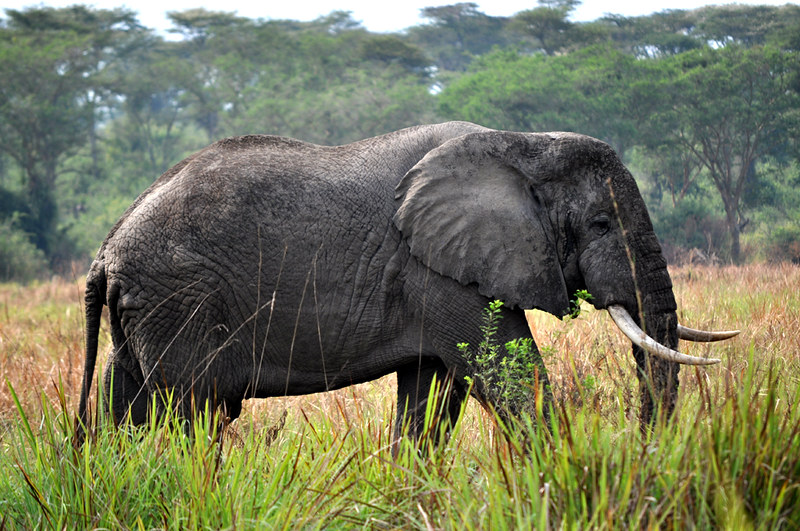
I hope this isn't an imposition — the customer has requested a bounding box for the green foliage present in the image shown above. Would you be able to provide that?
[460,300,546,416]
[440,45,642,156]
[408,3,511,72]
[0,6,147,261]
[460,293,593,418]
[568,289,593,319]
[0,27,92,252]
[763,225,800,263]
[509,0,588,56]
[0,216,48,282]
[743,160,800,263]
[64,196,135,260]
[641,44,800,262]
[1,3,800,271]
[651,196,726,253]
[359,34,431,72]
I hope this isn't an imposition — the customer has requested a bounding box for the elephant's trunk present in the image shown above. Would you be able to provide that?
[630,260,683,426]
[607,238,740,425]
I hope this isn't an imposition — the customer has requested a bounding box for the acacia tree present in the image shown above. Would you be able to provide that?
[438,46,639,156]
[509,0,586,55]
[408,3,510,72]
[0,23,92,253]
[0,6,145,257]
[646,45,800,262]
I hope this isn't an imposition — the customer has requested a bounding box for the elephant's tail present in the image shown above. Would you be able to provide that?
[75,263,106,444]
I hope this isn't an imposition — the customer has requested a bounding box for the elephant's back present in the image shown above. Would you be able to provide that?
[102,134,399,290]
[104,123,488,259]
[99,122,488,289]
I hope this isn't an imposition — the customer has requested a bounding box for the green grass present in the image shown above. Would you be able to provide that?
[1,264,799,528]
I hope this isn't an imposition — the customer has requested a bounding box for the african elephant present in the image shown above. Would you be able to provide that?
[76,121,737,443]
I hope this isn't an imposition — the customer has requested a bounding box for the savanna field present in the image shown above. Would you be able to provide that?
[0,264,798,529]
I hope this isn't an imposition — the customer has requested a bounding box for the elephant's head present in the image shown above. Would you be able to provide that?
[394,130,737,424]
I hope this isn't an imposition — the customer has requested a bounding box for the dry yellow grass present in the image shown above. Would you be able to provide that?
[1,263,797,435]
[0,279,93,419]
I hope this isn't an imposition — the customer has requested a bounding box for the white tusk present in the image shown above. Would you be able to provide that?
[678,324,740,342]
[607,305,721,366]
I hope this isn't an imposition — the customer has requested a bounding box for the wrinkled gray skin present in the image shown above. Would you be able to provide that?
[78,122,680,442]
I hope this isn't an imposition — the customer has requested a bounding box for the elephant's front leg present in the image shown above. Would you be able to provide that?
[393,357,467,453]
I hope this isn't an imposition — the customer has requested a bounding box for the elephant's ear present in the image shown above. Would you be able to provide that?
[393,132,570,316]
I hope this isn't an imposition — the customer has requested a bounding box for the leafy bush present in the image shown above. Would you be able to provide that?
[460,295,593,417]
[0,216,48,282]
[460,300,547,417]
[651,197,731,262]
[764,225,800,263]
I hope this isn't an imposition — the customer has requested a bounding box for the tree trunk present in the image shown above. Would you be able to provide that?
[25,163,58,255]
[723,198,742,264]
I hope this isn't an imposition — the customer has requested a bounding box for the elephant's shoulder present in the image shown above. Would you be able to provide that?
[211,134,313,152]
[195,135,334,177]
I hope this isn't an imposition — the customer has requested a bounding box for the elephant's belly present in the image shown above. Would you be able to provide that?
[246,335,423,399]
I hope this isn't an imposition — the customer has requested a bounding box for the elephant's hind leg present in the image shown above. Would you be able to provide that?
[393,357,466,451]
[103,349,149,426]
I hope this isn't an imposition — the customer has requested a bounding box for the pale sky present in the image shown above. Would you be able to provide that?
[2,1,797,34]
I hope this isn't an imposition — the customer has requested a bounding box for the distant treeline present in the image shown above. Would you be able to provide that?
[1,1,799,280]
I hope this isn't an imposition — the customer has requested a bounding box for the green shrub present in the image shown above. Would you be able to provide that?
[652,197,728,255]
[764,225,800,263]
[460,300,547,417]
[0,216,48,282]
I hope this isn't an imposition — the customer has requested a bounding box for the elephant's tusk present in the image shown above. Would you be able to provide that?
[678,324,740,342]
[607,305,721,366]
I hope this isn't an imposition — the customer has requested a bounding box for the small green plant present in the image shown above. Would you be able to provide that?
[581,374,596,394]
[568,289,594,319]
[460,300,545,416]
[539,344,556,359]
[460,292,593,417]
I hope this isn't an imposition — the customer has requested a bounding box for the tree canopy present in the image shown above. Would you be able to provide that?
[0,2,799,279]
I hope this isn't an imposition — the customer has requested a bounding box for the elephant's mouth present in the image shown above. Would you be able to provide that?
[607,305,739,366]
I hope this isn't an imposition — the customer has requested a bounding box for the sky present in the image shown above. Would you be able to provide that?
[2,0,798,34]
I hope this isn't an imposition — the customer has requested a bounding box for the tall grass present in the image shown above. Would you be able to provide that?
[1,264,799,528]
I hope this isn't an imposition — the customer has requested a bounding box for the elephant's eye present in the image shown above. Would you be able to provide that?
[589,215,611,236]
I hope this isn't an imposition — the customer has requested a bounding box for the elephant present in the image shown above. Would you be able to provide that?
[76,121,738,444]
